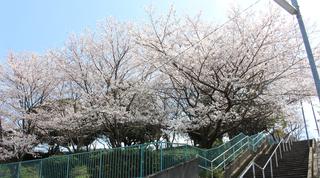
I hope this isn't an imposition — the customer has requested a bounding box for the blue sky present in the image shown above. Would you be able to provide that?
[0,0,320,139]
[0,0,318,61]
[0,0,232,61]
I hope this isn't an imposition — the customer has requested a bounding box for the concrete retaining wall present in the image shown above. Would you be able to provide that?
[145,158,199,178]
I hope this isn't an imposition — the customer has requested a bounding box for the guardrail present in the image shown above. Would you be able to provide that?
[238,134,293,178]
[196,132,267,178]
[0,142,195,178]
[0,132,268,178]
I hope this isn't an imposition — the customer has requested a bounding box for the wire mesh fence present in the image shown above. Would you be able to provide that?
[0,132,268,178]
[0,142,195,178]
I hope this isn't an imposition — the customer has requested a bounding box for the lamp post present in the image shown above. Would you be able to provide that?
[274,0,319,141]
[274,0,320,102]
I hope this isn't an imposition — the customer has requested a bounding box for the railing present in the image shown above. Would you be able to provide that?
[197,136,249,172]
[0,142,195,178]
[0,132,268,178]
[239,134,293,178]
[196,132,267,178]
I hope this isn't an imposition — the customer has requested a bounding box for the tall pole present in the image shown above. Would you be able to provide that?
[300,101,309,140]
[291,0,320,102]
[310,100,320,137]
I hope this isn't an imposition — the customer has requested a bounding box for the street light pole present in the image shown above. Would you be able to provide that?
[274,0,319,141]
[274,0,320,102]
[291,0,320,103]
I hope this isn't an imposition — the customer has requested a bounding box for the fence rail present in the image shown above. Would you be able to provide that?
[0,132,268,178]
[197,131,268,177]
[238,134,293,178]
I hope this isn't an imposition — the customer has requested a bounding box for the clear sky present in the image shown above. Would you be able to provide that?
[0,0,231,60]
[0,0,320,139]
[0,0,319,60]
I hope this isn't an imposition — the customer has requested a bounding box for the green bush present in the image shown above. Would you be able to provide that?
[20,166,40,178]
[0,166,12,178]
[71,165,90,178]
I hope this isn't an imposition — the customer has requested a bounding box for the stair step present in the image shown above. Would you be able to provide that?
[241,140,310,178]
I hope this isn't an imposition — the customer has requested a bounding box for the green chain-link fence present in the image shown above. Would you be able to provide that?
[0,132,268,178]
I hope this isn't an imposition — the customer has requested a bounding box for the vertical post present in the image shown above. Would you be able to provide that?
[300,101,310,142]
[223,153,226,169]
[99,150,103,178]
[288,142,291,151]
[160,143,163,171]
[17,162,21,178]
[252,164,256,178]
[184,145,187,161]
[275,149,278,167]
[139,145,144,178]
[279,143,283,159]
[66,155,70,178]
[211,162,214,178]
[291,0,320,104]
[311,100,320,137]
[285,141,288,151]
[232,146,235,160]
[39,160,43,178]
[270,158,273,178]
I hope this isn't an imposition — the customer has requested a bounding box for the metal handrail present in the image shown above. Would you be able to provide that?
[240,134,293,178]
[214,139,249,169]
[196,132,267,178]
[251,133,266,151]
[198,139,250,178]
[211,136,249,163]
[197,132,267,178]
[239,154,259,178]
[197,136,249,170]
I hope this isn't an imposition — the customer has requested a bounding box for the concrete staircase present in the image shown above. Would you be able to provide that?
[242,140,309,178]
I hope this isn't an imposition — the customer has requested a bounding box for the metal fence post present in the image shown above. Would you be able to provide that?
[279,143,283,159]
[270,158,273,178]
[39,160,43,178]
[223,153,226,169]
[140,145,144,178]
[232,146,235,160]
[17,162,21,178]
[211,162,214,178]
[160,143,163,171]
[99,150,103,178]
[66,155,70,178]
[184,145,187,161]
[275,149,278,167]
[252,164,256,178]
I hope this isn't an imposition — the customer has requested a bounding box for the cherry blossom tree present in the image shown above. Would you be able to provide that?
[0,118,37,162]
[0,53,57,134]
[46,19,167,148]
[136,7,313,148]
